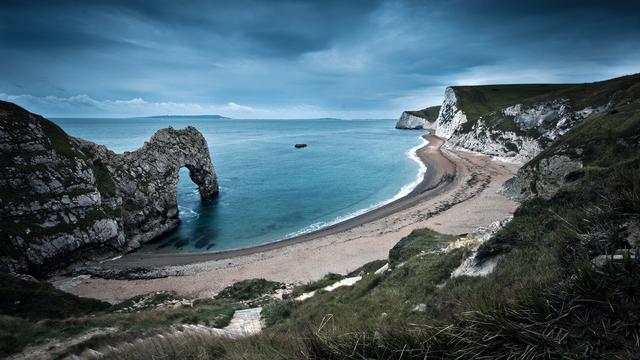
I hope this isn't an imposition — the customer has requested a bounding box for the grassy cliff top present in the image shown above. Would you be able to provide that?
[526,75,640,169]
[405,105,441,121]
[453,73,640,131]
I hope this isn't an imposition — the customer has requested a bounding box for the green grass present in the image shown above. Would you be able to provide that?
[454,73,640,138]
[4,300,241,358]
[262,300,295,327]
[0,273,110,321]
[290,259,388,299]
[215,278,284,301]
[38,116,77,157]
[346,259,387,276]
[0,273,257,357]
[291,273,345,298]
[388,228,456,267]
[20,159,638,358]
[454,83,577,124]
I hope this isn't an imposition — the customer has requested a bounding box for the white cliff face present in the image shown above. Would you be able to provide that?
[435,87,467,139]
[395,112,430,130]
[442,95,610,162]
[506,99,603,142]
[446,120,544,162]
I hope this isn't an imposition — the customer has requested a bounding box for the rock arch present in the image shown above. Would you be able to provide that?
[83,126,219,247]
[0,101,219,274]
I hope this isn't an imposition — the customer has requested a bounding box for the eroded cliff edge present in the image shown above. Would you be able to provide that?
[0,101,218,275]
[399,74,639,201]
[395,106,440,130]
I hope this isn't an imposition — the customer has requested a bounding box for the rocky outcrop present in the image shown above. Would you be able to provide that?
[435,87,467,139]
[428,75,640,163]
[75,127,217,247]
[0,101,218,275]
[438,94,613,162]
[502,154,583,201]
[395,106,440,130]
[447,99,612,161]
[396,112,428,129]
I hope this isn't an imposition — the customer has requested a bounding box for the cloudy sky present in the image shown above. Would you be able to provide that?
[1,0,639,118]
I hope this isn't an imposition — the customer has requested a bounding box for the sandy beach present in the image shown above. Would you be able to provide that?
[53,134,521,303]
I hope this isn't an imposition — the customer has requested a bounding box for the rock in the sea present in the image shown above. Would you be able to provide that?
[0,100,218,275]
[294,143,307,148]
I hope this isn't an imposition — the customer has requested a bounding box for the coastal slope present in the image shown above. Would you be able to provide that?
[0,101,218,276]
[433,73,640,161]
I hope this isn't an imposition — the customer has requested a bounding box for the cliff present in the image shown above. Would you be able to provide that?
[431,74,640,162]
[395,106,440,129]
[503,78,640,200]
[0,101,218,275]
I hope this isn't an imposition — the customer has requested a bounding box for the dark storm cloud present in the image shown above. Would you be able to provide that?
[1,0,639,117]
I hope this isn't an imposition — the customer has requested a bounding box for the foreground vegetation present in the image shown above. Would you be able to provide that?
[3,156,638,358]
[90,158,640,360]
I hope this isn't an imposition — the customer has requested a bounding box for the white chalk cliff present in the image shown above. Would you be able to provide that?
[396,112,431,129]
[435,87,468,139]
[429,87,616,162]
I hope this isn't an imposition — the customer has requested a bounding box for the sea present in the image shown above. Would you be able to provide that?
[51,117,426,254]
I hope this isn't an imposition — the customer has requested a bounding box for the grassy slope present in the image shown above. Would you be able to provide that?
[526,78,640,170]
[98,158,640,358]
[0,276,286,357]
[453,73,640,135]
[4,161,639,359]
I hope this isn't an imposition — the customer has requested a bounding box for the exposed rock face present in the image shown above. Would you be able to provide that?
[396,106,440,130]
[435,87,468,139]
[396,112,431,130]
[502,154,583,201]
[75,127,218,247]
[440,94,612,162]
[445,121,544,162]
[0,101,218,275]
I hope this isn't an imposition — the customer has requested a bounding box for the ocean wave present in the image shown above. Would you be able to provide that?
[178,205,200,221]
[284,135,429,239]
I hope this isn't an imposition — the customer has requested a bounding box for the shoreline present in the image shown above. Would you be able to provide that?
[54,135,522,302]
[90,133,455,270]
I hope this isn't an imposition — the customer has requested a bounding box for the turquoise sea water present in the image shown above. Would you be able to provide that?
[52,118,425,253]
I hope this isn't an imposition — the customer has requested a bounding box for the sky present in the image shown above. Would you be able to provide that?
[1,0,639,119]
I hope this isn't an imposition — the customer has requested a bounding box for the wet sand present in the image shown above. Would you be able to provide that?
[53,134,521,303]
